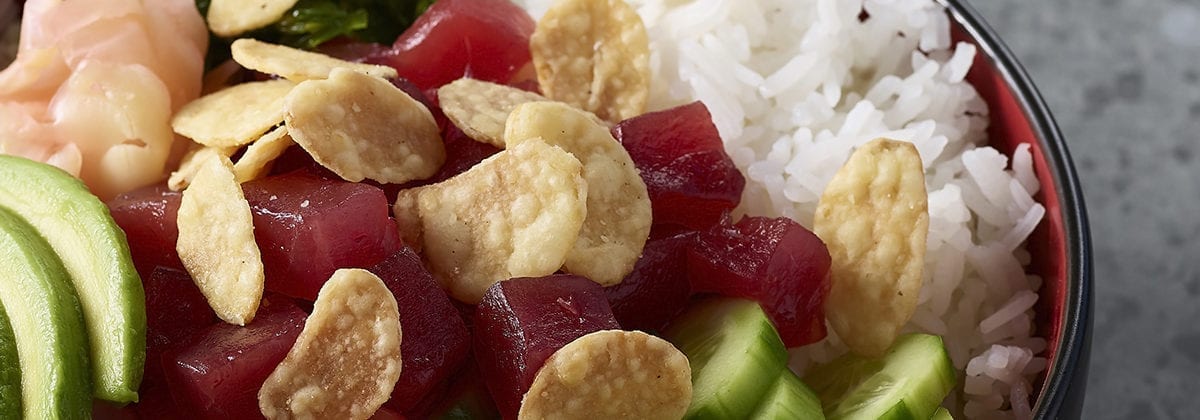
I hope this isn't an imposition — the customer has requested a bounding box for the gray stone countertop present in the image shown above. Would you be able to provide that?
[973,0,1200,418]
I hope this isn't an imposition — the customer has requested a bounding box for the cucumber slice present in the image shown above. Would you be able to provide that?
[0,304,21,417]
[0,206,93,419]
[664,298,789,420]
[804,334,956,420]
[931,407,953,420]
[749,370,825,420]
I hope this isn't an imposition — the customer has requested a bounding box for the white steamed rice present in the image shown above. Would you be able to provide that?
[518,0,1047,418]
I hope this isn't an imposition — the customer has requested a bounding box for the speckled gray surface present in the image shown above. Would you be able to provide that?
[972,0,1200,418]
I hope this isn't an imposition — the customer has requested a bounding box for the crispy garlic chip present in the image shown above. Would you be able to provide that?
[234,125,295,183]
[207,0,299,37]
[168,145,236,191]
[286,68,445,184]
[505,102,650,286]
[814,138,929,357]
[394,140,587,303]
[519,330,692,419]
[531,0,650,122]
[437,78,550,147]
[231,39,398,82]
[258,269,402,420]
[172,79,295,148]
[176,154,265,326]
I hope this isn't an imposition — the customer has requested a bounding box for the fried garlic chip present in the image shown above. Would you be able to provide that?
[172,79,295,148]
[519,330,691,419]
[286,68,445,184]
[233,125,294,183]
[176,154,265,326]
[531,0,650,122]
[814,138,929,357]
[437,78,550,147]
[394,140,587,303]
[208,0,299,37]
[505,102,650,286]
[231,39,398,82]
[168,145,236,191]
[259,269,402,420]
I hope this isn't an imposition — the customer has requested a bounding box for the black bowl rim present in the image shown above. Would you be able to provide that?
[940,0,1094,418]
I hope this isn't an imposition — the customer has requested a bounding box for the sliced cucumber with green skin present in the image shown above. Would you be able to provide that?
[0,155,145,403]
[0,303,21,417]
[0,206,92,419]
[930,407,953,420]
[664,298,789,420]
[804,334,956,420]
[749,370,825,420]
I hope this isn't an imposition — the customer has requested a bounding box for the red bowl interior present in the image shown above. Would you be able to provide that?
[952,19,1068,401]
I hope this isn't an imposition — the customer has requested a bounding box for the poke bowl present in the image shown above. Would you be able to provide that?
[0,0,1090,419]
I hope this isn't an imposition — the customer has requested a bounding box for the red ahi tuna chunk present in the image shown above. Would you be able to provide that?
[474,275,620,419]
[242,171,404,301]
[135,267,219,418]
[612,101,746,232]
[604,233,695,332]
[372,247,471,413]
[163,296,307,419]
[367,0,535,91]
[107,184,182,277]
[688,216,831,347]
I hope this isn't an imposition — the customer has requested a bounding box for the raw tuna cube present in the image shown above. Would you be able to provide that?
[612,101,746,231]
[242,171,404,301]
[604,233,696,332]
[688,216,831,347]
[366,0,536,91]
[372,247,471,412]
[163,296,307,419]
[138,266,219,418]
[107,184,182,277]
[144,266,217,358]
[474,275,619,419]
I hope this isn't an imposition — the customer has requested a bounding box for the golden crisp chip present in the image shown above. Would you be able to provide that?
[286,68,444,184]
[234,125,294,183]
[394,140,586,303]
[231,39,398,82]
[813,138,929,357]
[258,269,402,420]
[505,102,650,286]
[168,145,237,191]
[519,330,692,419]
[172,79,295,148]
[207,0,299,37]
[531,0,650,122]
[176,154,265,326]
[437,78,550,147]
[202,59,247,95]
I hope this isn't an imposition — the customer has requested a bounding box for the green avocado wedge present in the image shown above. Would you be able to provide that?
[0,206,93,418]
[0,303,22,417]
[0,155,145,403]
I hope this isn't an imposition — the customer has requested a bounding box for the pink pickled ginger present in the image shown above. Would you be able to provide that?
[0,0,207,198]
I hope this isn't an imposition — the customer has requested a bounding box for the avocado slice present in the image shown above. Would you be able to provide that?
[0,303,21,417]
[0,205,93,418]
[0,155,145,403]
